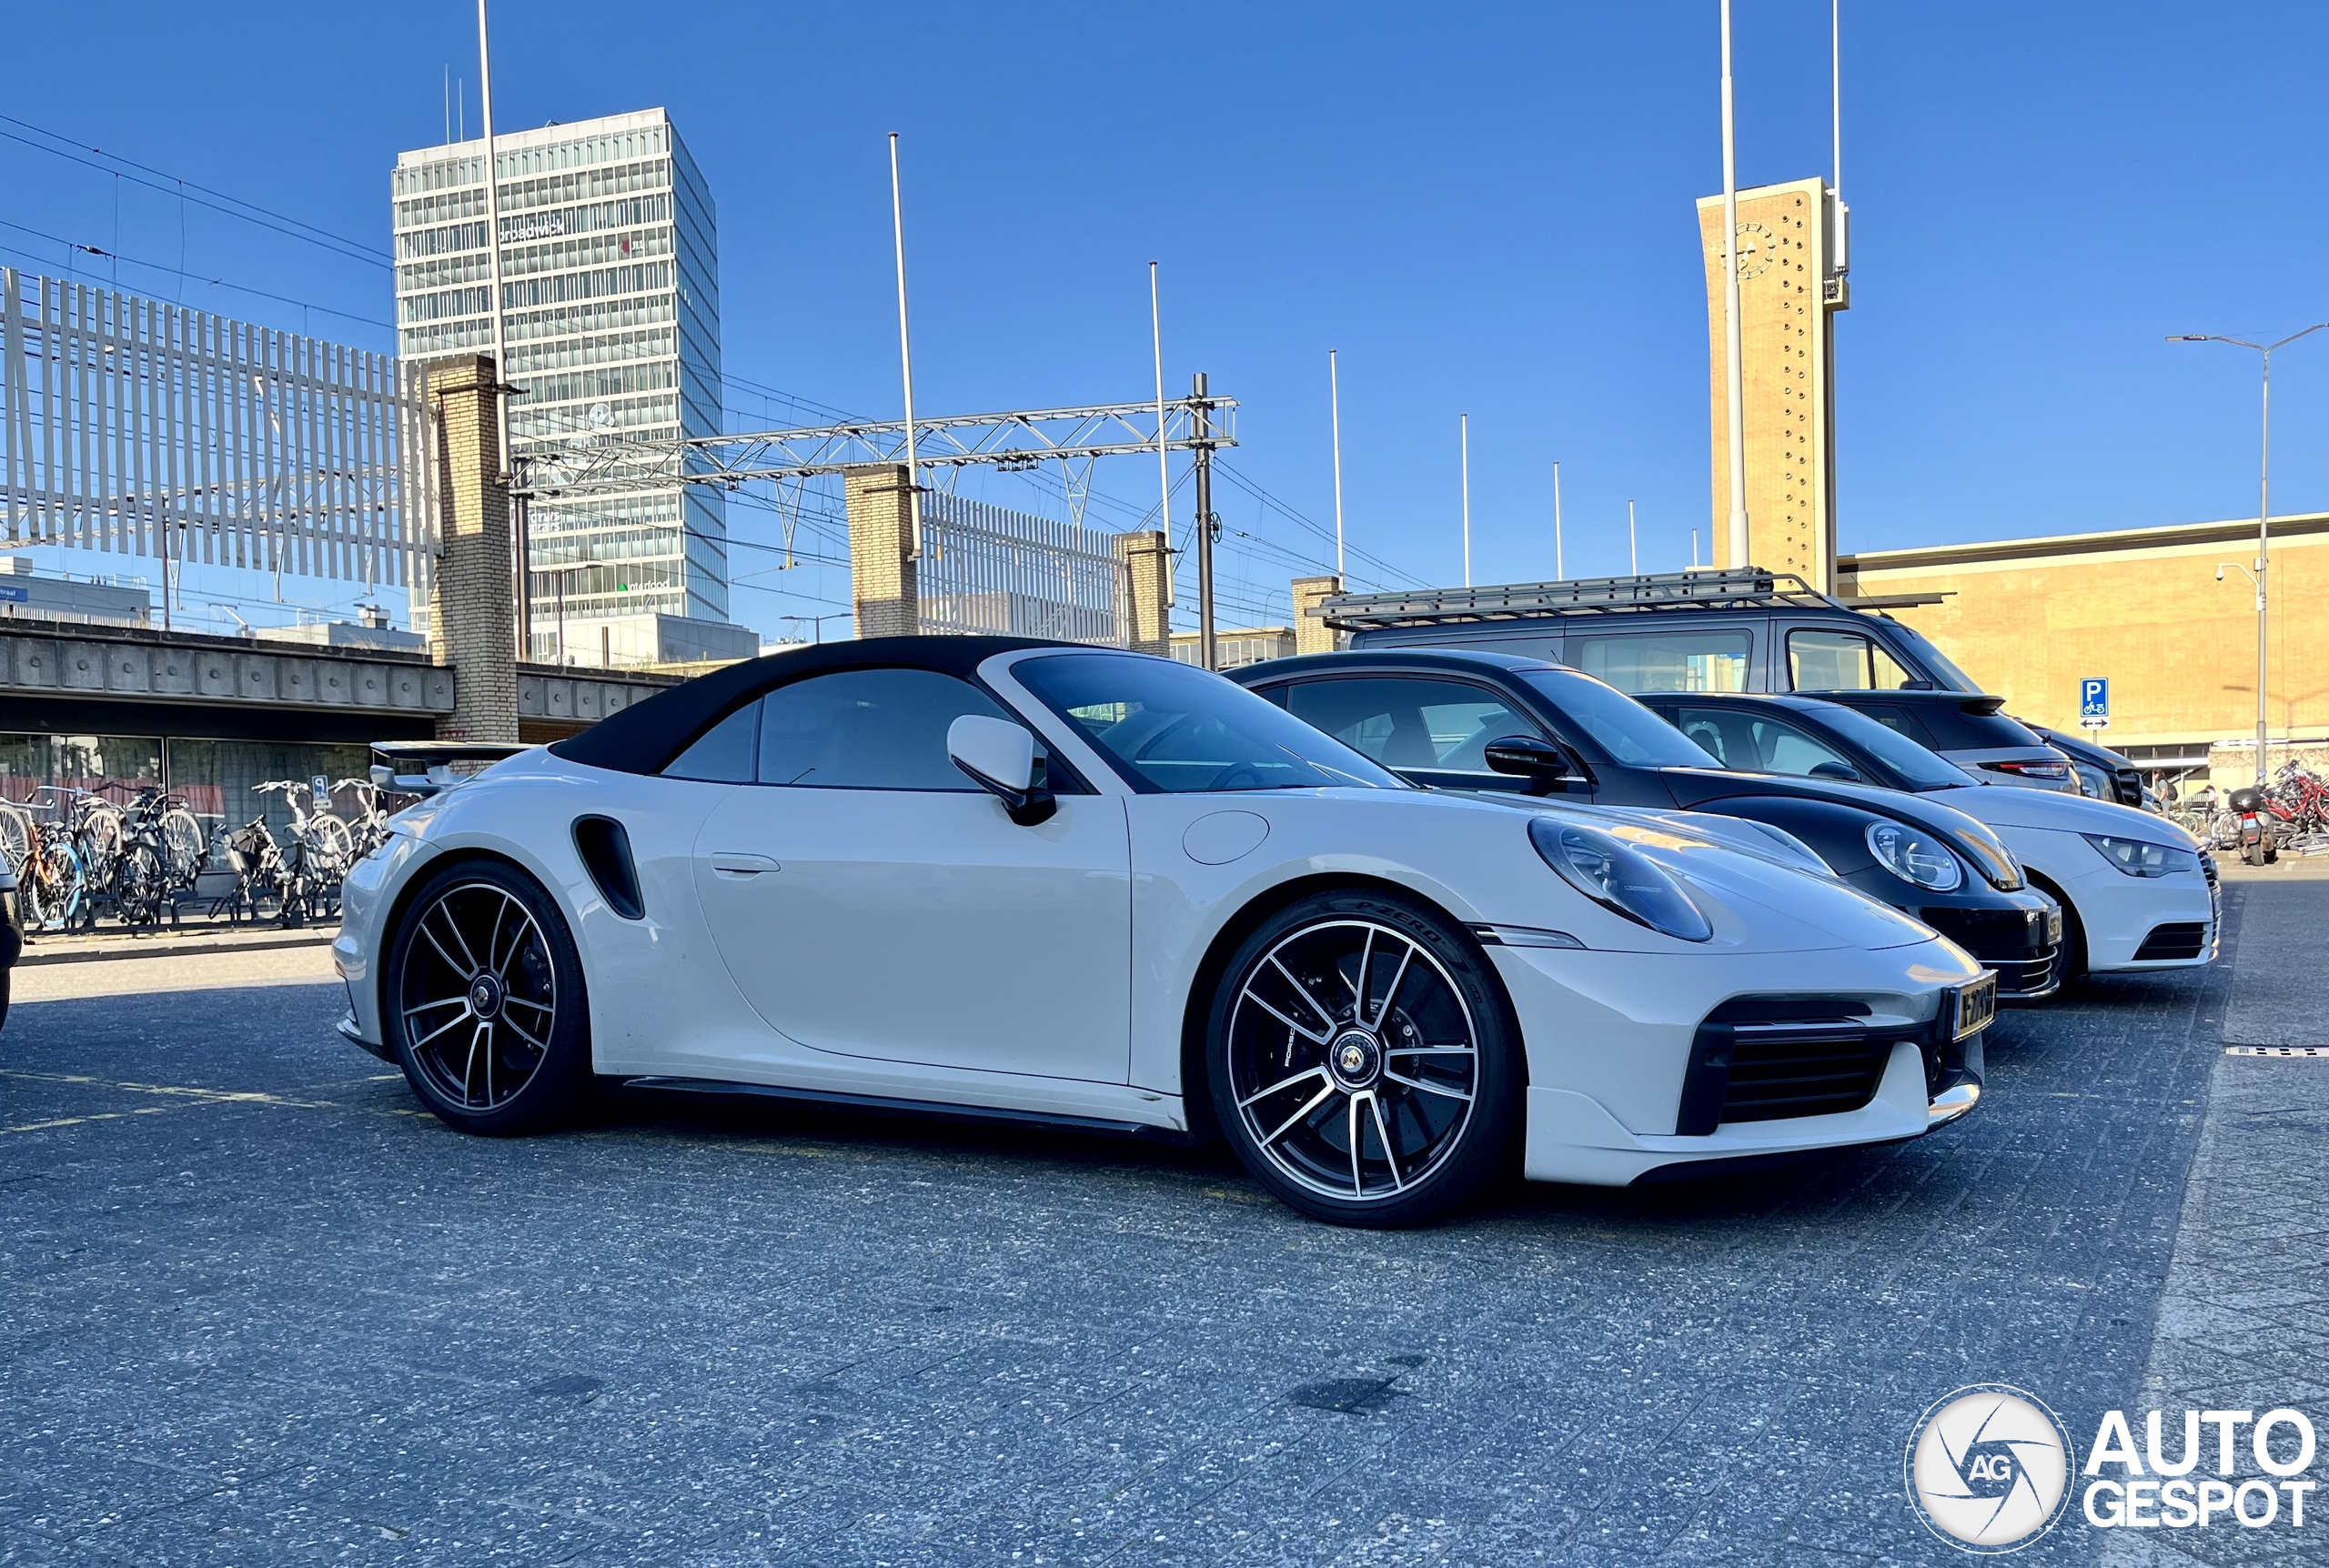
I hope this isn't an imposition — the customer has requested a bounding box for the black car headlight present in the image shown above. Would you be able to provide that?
[1528,818,1712,941]
[1865,820,1964,891]
[2082,833,2198,879]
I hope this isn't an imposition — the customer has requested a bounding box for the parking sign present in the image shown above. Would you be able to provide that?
[2079,678,2109,729]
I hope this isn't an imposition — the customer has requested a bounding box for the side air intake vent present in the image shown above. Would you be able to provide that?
[572,816,644,920]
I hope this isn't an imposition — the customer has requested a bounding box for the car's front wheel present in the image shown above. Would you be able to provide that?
[1206,889,1523,1227]
[385,859,591,1135]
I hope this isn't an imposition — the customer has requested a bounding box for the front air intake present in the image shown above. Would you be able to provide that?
[572,816,644,920]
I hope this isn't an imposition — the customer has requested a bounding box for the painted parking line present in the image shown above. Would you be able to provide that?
[0,1069,427,1135]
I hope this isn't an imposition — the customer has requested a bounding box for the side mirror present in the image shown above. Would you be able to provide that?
[948,715,1056,826]
[1809,759,1863,782]
[1483,735,1582,796]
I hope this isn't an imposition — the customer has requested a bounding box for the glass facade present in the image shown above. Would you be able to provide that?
[0,734,371,843]
[392,110,725,656]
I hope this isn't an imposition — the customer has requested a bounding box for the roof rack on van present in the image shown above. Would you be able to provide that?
[1313,568,1843,630]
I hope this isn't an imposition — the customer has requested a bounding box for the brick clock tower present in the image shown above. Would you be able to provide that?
[1698,177,1850,591]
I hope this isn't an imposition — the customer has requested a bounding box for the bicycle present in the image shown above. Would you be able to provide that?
[334,776,394,863]
[109,788,206,928]
[253,780,354,925]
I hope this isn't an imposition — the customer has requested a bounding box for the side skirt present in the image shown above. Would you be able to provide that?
[616,1075,1206,1146]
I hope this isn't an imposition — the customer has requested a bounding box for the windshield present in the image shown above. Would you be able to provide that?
[1802,702,1980,790]
[1518,669,1724,768]
[1883,621,1983,694]
[1015,653,1406,793]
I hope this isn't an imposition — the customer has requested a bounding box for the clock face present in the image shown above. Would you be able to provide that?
[1731,221,1774,281]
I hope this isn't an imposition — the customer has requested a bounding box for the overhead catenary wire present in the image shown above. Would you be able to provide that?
[0,220,392,331]
[0,116,391,269]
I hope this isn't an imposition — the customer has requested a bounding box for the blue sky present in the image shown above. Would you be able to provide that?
[5,1,2325,637]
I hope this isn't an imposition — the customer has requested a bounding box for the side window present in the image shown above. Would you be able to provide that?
[662,702,760,782]
[1857,704,1936,744]
[1568,631,1750,694]
[1284,678,1541,773]
[1788,628,1919,692]
[1748,717,1856,778]
[1669,706,1750,769]
[754,668,1033,790]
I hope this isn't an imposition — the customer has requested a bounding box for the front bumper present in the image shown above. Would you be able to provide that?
[1491,938,1988,1187]
[1916,900,2062,1000]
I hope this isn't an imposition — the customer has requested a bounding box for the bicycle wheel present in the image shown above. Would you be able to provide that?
[36,841,83,931]
[114,842,167,928]
[0,803,29,874]
[309,814,355,878]
[80,805,125,884]
[160,809,207,887]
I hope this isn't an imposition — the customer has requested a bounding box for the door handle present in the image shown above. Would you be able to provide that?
[708,852,780,877]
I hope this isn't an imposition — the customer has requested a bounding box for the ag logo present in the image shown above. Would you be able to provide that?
[1905,1385,2075,1553]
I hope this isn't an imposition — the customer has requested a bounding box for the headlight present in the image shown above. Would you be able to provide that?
[2082,834,2198,879]
[1865,820,1964,891]
[1528,818,1712,941]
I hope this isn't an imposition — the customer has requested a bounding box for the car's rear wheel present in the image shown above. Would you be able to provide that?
[1206,889,1522,1227]
[386,859,591,1135]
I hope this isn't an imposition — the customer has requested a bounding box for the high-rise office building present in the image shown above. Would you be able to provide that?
[392,107,735,662]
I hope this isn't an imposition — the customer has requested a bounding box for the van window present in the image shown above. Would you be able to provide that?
[1568,630,1749,694]
[1788,628,1916,692]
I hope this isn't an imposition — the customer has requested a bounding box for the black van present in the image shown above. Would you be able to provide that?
[1329,568,1981,699]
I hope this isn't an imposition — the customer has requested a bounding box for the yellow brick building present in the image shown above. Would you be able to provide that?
[1838,514,2329,784]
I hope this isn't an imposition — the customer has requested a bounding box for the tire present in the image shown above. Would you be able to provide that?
[384,859,592,1136]
[2243,840,2264,867]
[159,809,207,886]
[1205,889,1523,1227]
[114,842,167,928]
[0,803,28,873]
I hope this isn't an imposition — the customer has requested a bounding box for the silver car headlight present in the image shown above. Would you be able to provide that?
[1528,818,1712,941]
[2082,833,2198,879]
[1865,820,1964,891]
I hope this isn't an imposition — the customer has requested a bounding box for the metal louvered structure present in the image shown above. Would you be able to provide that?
[0,268,434,588]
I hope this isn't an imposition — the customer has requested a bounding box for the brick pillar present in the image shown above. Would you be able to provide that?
[1293,574,1345,657]
[844,464,920,639]
[427,356,518,742]
[1114,529,1172,658]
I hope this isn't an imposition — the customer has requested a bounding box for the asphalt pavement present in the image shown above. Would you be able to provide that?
[0,889,2271,1567]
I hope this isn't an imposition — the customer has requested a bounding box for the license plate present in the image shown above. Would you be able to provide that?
[2045,908,2063,946]
[1953,973,1998,1040]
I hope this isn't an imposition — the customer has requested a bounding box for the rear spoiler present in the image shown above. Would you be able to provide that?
[369,740,533,798]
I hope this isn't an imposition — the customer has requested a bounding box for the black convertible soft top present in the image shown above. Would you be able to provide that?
[549,634,1075,778]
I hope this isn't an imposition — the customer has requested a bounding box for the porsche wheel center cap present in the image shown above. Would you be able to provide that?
[1329,1030,1381,1089]
[468,972,506,1021]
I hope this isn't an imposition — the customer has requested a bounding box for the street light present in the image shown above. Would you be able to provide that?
[780,611,852,645]
[533,558,609,666]
[2170,323,2329,788]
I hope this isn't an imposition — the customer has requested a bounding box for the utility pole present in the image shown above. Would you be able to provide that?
[1719,0,1750,571]
[1192,372,1217,671]
[890,133,923,561]
[1628,498,1638,575]
[1150,263,1172,603]
[1330,349,1345,579]
[1553,459,1564,579]
[1460,413,1471,588]
[2172,322,2329,787]
[476,0,526,658]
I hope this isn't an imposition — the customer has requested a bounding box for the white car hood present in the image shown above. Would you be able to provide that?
[1927,783,2198,847]
[1533,806,1941,953]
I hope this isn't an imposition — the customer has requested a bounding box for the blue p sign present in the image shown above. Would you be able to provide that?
[2080,678,2109,720]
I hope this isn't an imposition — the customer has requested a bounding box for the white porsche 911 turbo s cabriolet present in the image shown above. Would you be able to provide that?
[333,637,1994,1226]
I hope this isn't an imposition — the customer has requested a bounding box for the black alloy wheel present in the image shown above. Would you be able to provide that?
[387,859,592,1135]
[1207,889,1523,1227]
